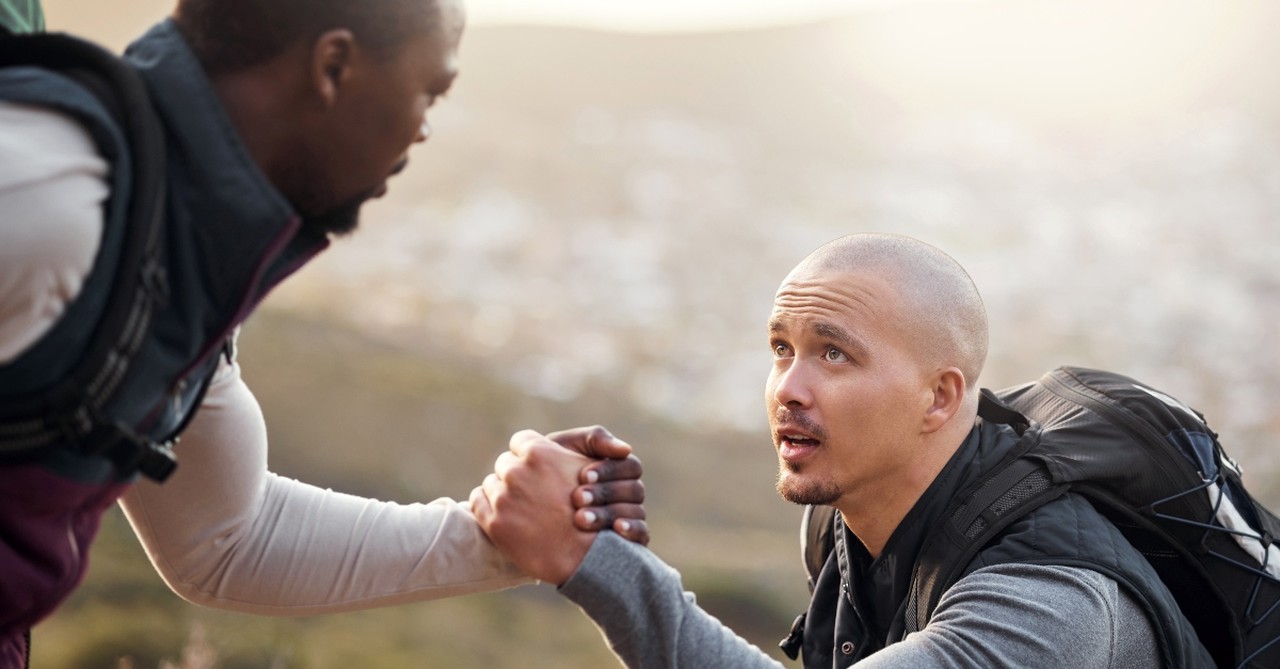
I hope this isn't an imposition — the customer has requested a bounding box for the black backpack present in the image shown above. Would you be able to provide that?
[0,32,175,481]
[798,366,1280,669]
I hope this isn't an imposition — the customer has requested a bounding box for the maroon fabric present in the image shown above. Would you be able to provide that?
[0,631,25,669]
[0,462,131,661]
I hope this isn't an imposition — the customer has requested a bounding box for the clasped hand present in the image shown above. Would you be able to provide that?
[470,425,647,585]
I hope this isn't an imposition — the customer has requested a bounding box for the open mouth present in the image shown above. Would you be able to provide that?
[372,158,411,199]
[777,430,822,463]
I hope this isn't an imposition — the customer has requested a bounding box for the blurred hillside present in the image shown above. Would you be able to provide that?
[284,0,1280,486]
[34,0,1280,666]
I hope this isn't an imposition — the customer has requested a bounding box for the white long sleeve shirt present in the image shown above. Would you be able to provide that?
[0,100,530,614]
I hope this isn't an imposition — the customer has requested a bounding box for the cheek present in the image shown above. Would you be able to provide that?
[764,364,792,410]
[359,89,422,151]
[392,92,429,139]
[370,112,414,157]
[389,101,422,143]
[824,379,902,439]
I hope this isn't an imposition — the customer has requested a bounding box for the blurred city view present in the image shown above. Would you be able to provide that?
[35,0,1280,666]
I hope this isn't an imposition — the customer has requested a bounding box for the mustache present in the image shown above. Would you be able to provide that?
[772,407,827,441]
[390,157,410,176]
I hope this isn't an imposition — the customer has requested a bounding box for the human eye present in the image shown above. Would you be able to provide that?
[823,346,848,363]
[771,340,793,358]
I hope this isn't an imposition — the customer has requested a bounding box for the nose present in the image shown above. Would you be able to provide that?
[769,359,813,409]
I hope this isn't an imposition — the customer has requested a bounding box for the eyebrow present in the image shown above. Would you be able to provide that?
[769,319,871,359]
[814,322,870,358]
[430,67,459,95]
[433,75,457,96]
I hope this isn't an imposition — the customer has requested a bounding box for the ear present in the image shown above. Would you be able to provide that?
[309,29,358,107]
[922,367,966,433]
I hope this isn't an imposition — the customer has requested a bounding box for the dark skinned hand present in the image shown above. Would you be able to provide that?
[545,425,648,546]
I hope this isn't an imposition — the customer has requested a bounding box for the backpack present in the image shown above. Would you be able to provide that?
[798,366,1280,669]
[0,32,176,481]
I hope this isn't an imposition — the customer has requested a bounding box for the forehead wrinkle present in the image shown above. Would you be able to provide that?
[772,276,891,323]
[770,280,881,359]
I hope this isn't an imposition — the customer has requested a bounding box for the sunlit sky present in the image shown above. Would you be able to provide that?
[468,0,991,32]
[44,0,1265,128]
[46,0,997,44]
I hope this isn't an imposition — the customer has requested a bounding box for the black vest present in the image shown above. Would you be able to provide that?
[799,419,1212,668]
[0,21,329,482]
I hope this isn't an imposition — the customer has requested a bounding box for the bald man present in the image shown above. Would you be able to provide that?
[472,233,1210,668]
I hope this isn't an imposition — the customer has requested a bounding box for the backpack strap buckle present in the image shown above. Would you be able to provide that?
[978,388,1031,433]
[779,612,807,661]
[62,407,177,482]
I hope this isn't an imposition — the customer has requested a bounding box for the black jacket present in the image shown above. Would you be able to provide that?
[0,21,329,482]
[797,419,1212,668]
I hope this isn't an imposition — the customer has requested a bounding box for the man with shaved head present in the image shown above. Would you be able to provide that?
[766,233,989,547]
[474,233,1208,667]
[0,1,647,664]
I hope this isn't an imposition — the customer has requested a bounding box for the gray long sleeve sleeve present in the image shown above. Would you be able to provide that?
[561,531,781,669]
[560,532,1160,669]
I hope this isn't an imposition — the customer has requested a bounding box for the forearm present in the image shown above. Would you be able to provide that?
[124,478,528,614]
[560,532,783,669]
[119,361,529,614]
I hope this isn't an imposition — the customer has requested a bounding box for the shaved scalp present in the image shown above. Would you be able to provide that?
[172,0,438,75]
[799,233,989,390]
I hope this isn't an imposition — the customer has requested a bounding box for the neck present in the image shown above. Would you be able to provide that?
[208,55,308,192]
[836,416,974,558]
[835,464,938,559]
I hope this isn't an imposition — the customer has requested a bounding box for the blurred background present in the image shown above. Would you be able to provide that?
[32,0,1280,666]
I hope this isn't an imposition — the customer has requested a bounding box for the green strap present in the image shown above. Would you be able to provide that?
[0,0,45,35]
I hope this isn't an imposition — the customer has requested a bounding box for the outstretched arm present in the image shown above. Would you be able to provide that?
[119,357,530,614]
[471,431,781,669]
[561,533,785,669]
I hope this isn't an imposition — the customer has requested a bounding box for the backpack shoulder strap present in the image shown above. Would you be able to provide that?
[904,455,1064,632]
[797,392,1040,599]
[0,33,174,481]
[903,393,1065,633]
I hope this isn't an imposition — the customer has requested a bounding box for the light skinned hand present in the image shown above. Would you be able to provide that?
[471,429,598,585]
[546,425,648,545]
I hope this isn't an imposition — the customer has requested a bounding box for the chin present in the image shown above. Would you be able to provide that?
[304,195,368,237]
[776,472,841,506]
